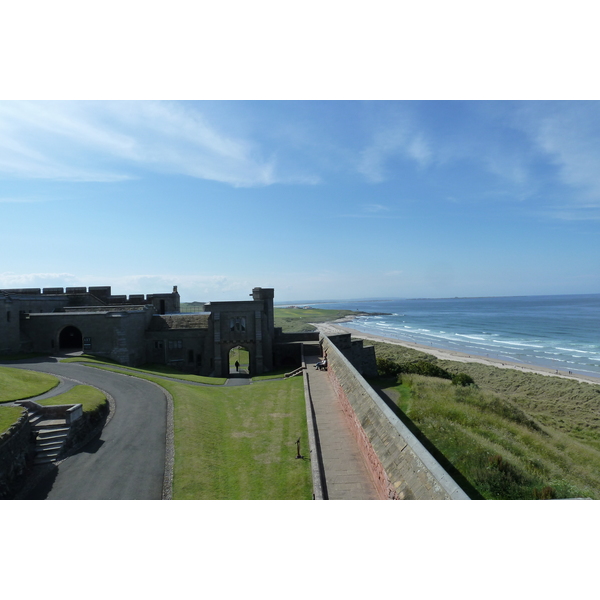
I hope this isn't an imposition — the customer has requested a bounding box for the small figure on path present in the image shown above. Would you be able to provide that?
[235,360,240,372]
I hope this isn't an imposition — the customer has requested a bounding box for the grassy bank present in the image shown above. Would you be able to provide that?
[0,366,59,404]
[0,405,26,435]
[368,340,600,499]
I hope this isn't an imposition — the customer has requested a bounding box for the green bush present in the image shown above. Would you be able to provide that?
[452,373,475,387]
[376,358,402,378]
[399,360,452,380]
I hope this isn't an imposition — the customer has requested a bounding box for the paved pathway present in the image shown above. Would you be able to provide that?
[10,359,168,500]
[305,355,380,500]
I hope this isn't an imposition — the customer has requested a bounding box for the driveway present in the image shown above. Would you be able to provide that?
[10,359,168,500]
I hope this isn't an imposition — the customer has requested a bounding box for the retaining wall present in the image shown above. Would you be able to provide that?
[321,335,470,500]
[0,409,32,499]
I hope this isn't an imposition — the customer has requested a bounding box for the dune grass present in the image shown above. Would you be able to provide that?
[0,366,59,403]
[369,339,600,499]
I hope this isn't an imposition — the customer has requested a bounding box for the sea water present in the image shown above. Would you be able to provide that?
[289,294,600,378]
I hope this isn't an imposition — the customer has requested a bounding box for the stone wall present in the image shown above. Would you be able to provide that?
[321,336,470,500]
[0,408,32,499]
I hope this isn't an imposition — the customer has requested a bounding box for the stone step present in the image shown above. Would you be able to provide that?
[34,419,68,429]
[36,427,70,438]
[38,439,66,449]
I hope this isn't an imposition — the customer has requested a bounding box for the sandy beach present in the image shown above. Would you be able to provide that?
[316,319,600,386]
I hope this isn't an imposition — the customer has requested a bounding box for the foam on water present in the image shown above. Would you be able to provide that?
[317,294,600,377]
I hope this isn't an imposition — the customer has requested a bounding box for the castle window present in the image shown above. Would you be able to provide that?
[155,340,163,349]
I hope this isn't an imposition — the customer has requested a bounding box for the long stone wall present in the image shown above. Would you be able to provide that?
[321,335,470,500]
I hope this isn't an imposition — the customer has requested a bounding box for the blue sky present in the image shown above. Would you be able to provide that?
[1,100,600,302]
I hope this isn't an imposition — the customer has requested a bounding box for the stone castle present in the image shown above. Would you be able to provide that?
[0,284,377,378]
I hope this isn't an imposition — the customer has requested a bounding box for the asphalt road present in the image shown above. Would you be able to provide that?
[11,359,168,500]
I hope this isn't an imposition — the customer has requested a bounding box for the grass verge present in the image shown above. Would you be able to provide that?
[61,357,227,385]
[0,366,59,403]
[36,385,107,412]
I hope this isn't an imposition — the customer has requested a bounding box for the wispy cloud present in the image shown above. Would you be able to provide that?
[357,123,432,183]
[514,102,600,205]
[0,101,306,187]
[0,272,80,288]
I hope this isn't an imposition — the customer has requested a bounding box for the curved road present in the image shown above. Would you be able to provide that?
[11,359,168,500]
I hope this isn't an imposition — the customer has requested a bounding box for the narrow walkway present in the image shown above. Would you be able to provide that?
[305,355,380,500]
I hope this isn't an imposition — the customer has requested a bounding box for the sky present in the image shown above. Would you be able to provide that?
[1,99,600,302]
[2,3,599,304]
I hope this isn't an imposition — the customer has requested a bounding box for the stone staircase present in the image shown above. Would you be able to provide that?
[28,409,71,465]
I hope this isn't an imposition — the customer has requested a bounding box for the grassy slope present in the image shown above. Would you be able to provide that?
[0,405,26,435]
[0,366,59,403]
[368,339,600,499]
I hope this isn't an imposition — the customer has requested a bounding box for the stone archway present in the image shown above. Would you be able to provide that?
[59,325,83,351]
[229,345,250,376]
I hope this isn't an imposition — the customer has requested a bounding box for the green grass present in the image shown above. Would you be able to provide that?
[377,366,600,499]
[61,357,227,385]
[274,307,360,333]
[0,405,26,435]
[161,376,312,499]
[36,385,107,412]
[0,366,59,403]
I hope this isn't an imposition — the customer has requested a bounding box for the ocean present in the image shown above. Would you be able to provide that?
[285,294,600,378]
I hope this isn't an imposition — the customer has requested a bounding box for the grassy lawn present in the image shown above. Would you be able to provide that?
[0,366,59,404]
[369,339,600,499]
[160,376,312,499]
[274,307,360,333]
[0,405,26,435]
[36,385,107,412]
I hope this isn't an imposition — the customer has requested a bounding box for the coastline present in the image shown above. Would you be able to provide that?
[317,319,600,386]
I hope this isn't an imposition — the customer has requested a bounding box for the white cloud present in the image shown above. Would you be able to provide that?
[357,122,432,183]
[513,102,600,204]
[0,272,80,288]
[0,101,301,187]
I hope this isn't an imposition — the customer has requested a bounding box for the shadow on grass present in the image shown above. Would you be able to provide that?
[371,379,484,500]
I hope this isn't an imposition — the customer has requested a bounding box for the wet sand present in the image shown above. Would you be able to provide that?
[317,319,600,386]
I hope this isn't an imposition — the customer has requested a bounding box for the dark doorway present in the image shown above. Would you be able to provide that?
[59,325,83,350]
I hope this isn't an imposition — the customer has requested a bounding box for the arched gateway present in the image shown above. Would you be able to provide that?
[204,287,275,378]
[59,325,83,351]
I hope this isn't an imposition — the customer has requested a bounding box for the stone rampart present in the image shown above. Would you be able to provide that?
[321,335,470,500]
[0,408,32,499]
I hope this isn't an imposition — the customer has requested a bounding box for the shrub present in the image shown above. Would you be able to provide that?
[452,373,475,387]
[533,486,558,500]
[376,358,402,378]
[398,360,452,380]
